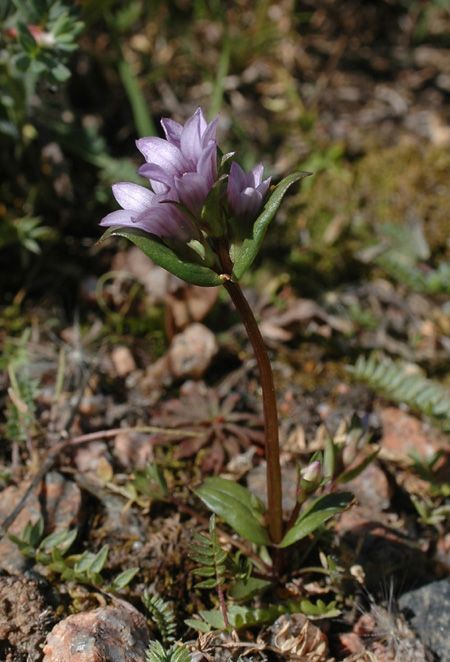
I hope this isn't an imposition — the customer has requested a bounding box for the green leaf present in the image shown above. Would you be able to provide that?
[323,433,337,480]
[228,576,272,601]
[99,227,222,287]
[89,544,109,574]
[194,477,270,545]
[40,527,77,554]
[337,449,379,483]
[184,617,211,633]
[279,492,353,548]
[18,22,37,53]
[231,172,310,280]
[110,567,139,591]
[51,63,71,82]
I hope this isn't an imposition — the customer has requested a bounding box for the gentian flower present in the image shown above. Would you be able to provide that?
[227,162,271,221]
[100,108,218,242]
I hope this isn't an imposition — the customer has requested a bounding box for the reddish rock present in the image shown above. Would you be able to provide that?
[345,461,392,511]
[379,407,443,459]
[74,441,110,474]
[113,432,154,470]
[43,604,150,662]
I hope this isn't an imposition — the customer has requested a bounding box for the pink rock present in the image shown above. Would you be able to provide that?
[43,604,150,662]
[345,462,392,511]
[380,407,444,459]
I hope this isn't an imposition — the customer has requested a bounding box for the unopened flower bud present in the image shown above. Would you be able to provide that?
[300,460,322,492]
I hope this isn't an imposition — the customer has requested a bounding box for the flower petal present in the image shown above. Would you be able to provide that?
[196,140,217,187]
[138,163,175,190]
[250,163,264,187]
[99,209,136,227]
[134,204,197,241]
[161,118,183,146]
[257,176,271,199]
[175,172,210,216]
[180,108,204,164]
[136,137,187,174]
[112,182,154,212]
[202,116,218,146]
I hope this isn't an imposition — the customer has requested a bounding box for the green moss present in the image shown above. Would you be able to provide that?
[300,141,450,257]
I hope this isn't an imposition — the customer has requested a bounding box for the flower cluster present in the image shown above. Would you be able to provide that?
[100,108,270,248]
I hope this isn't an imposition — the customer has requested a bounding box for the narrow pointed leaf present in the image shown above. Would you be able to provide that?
[194,477,270,545]
[279,492,353,548]
[99,227,222,287]
[231,171,310,280]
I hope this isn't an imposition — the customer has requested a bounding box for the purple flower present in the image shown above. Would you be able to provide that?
[227,162,271,221]
[100,108,218,242]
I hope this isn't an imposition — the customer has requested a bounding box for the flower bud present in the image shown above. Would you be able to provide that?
[300,460,322,493]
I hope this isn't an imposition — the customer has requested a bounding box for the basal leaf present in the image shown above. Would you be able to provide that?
[279,492,353,548]
[231,171,310,280]
[99,227,222,287]
[194,477,270,545]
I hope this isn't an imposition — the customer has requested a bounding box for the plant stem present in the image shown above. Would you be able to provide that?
[222,276,283,545]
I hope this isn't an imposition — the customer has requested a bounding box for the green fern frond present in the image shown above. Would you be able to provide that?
[142,592,177,644]
[190,514,228,590]
[349,354,450,429]
[145,641,190,662]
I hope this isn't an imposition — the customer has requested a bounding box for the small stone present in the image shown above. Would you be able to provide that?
[113,432,154,470]
[111,346,136,377]
[399,580,450,661]
[345,462,392,511]
[379,407,443,459]
[74,441,109,474]
[247,463,297,514]
[43,604,150,662]
[168,322,218,379]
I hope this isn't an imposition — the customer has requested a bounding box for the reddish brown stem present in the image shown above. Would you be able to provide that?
[221,274,283,545]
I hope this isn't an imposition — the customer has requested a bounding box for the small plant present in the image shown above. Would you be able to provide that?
[10,517,138,590]
[143,592,177,645]
[143,592,190,662]
[99,107,352,576]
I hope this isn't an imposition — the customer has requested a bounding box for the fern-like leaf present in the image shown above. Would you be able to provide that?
[142,592,177,644]
[190,514,228,590]
[145,641,190,662]
[349,354,450,429]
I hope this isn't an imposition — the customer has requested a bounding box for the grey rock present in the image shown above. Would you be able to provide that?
[399,579,450,661]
